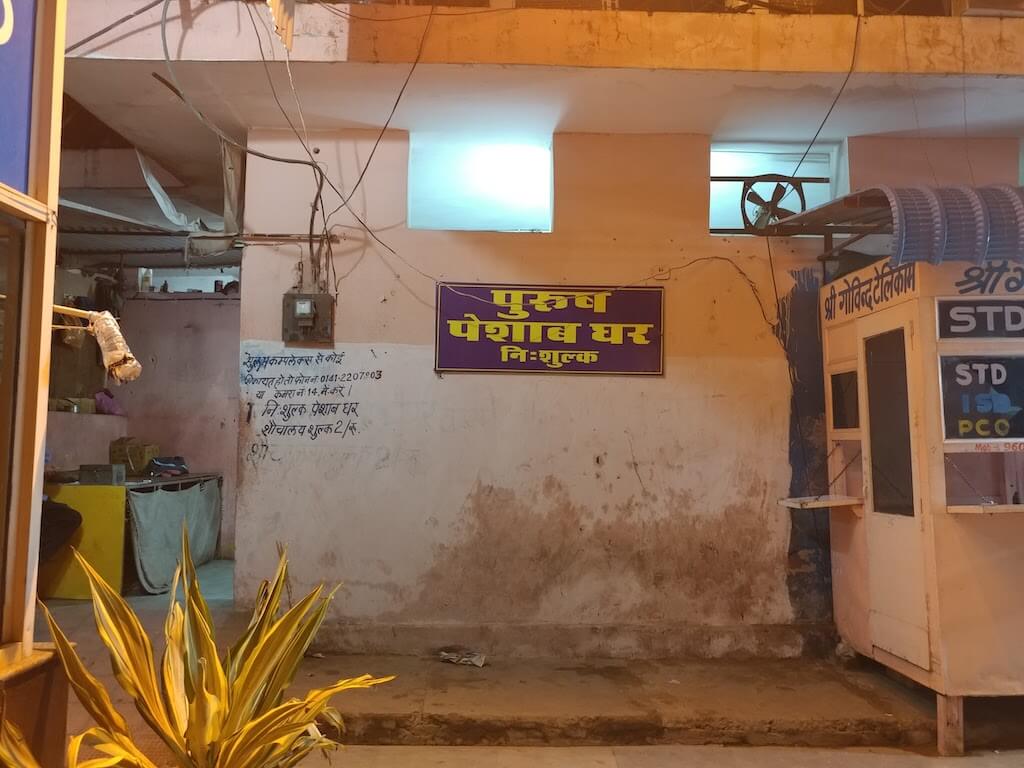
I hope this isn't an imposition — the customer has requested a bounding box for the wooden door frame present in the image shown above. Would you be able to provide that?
[857,301,933,671]
[0,0,67,652]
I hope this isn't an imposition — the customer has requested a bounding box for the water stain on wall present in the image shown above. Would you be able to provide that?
[394,474,788,626]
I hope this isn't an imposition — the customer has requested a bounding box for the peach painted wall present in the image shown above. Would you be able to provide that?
[116,296,241,557]
[848,136,1020,190]
[235,129,825,658]
[45,413,127,470]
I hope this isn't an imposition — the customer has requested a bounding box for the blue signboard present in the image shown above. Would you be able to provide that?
[0,0,38,194]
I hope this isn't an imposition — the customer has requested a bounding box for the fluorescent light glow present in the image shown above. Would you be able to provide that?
[408,134,553,232]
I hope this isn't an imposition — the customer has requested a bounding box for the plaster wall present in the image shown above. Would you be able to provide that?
[44,413,127,470]
[235,130,826,658]
[847,136,1020,189]
[116,297,241,556]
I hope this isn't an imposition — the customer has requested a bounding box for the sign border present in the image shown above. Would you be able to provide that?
[434,282,666,376]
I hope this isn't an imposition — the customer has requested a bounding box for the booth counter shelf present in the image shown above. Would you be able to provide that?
[780,495,863,510]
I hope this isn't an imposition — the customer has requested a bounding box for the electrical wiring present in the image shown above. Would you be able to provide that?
[322,5,437,223]
[790,15,861,179]
[766,15,862,535]
[958,19,977,186]
[900,19,940,186]
[241,0,436,292]
[158,0,801,337]
[244,3,335,291]
[159,0,347,293]
[318,2,513,21]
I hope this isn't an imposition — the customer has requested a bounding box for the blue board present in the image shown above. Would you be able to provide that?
[0,0,38,194]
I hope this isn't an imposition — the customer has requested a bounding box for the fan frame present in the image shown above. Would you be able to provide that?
[740,174,808,233]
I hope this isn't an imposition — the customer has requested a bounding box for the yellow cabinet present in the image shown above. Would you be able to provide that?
[37,484,126,599]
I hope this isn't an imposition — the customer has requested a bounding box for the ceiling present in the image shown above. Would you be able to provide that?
[64,57,1024,209]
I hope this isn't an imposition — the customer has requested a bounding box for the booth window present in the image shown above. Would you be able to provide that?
[865,329,916,516]
[0,213,26,621]
[830,371,859,429]
[944,452,1024,506]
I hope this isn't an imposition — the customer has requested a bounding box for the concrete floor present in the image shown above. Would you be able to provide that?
[36,560,1024,763]
[319,746,1024,767]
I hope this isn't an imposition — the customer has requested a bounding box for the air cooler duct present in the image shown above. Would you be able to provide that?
[884,185,1024,266]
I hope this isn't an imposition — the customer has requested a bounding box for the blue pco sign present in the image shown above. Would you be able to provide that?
[0,0,38,194]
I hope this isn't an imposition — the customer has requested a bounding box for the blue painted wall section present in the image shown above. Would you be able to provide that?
[777,267,832,637]
[0,0,38,194]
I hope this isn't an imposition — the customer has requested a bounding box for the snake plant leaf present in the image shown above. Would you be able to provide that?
[162,598,189,738]
[180,534,228,713]
[185,659,223,768]
[67,726,158,768]
[72,551,191,765]
[222,585,325,736]
[39,601,131,739]
[181,577,229,725]
[0,719,43,768]
[222,674,393,766]
[223,555,286,684]
[251,586,341,716]
[21,533,393,768]
[181,530,215,638]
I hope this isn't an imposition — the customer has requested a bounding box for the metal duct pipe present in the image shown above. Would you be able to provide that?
[885,185,1024,265]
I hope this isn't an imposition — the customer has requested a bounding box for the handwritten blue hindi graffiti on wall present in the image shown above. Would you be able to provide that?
[0,0,37,193]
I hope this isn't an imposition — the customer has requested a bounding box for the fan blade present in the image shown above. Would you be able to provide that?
[746,189,768,208]
[771,183,787,205]
[775,207,797,220]
[754,211,771,229]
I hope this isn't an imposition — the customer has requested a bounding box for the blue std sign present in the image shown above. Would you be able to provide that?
[941,356,1024,440]
[0,0,38,193]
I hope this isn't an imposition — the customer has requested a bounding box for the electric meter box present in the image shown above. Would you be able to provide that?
[810,258,1024,753]
[282,292,334,345]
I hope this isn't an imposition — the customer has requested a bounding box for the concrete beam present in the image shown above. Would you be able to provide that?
[67,0,1024,77]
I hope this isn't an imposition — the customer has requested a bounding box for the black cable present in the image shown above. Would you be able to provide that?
[790,16,861,179]
[66,0,165,54]
[318,2,510,21]
[157,0,797,344]
[159,0,327,173]
[244,3,332,290]
[766,237,814,495]
[323,5,436,223]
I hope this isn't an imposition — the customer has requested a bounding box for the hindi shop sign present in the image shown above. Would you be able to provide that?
[938,299,1024,339]
[435,283,664,375]
[0,0,37,193]
[954,261,1024,295]
[822,261,917,326]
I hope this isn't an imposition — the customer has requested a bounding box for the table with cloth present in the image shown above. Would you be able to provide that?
[38,473,221,598]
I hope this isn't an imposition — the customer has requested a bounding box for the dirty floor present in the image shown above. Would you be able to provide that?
[37,561,1023,761]
[312,746,1024,767]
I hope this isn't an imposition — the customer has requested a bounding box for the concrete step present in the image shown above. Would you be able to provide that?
[298,656,940,749]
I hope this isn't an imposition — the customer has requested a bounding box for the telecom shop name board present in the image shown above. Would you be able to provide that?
[435,283,664,374]
[823,262,916,325]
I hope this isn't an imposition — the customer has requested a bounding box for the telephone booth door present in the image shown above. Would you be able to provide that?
[858,304,931,671]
